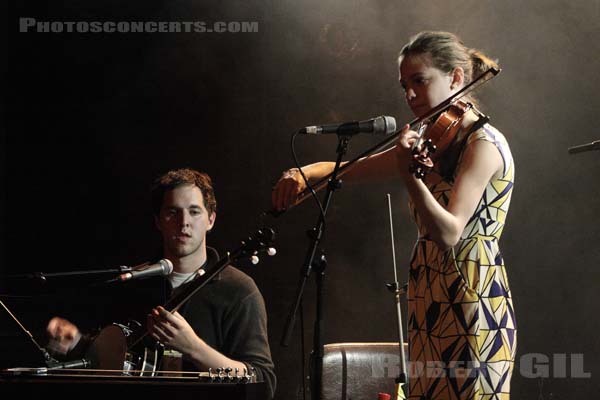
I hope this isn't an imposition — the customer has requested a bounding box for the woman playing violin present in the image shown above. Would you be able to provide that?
[272,31,516,399]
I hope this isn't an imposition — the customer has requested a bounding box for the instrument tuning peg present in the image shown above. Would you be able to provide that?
[424,138,436,153]
[267,247,277,256]
[250,255,260,265]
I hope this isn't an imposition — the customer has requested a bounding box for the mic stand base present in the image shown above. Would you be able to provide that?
[308,252,327,400]
[386,282,408,399]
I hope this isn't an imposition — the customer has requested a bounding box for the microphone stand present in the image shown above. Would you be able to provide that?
[384,194,408,399]
[568,139,600,154]
[270,68,500,215]
[280,133,352,400]
[3,266,133,283]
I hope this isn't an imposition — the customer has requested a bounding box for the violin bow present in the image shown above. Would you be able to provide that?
[272,67,500,215]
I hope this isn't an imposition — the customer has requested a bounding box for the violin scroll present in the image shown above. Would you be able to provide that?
[409,100,472,179]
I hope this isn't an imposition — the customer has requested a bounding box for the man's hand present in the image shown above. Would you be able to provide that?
[46,317,82,355]
[147,306,200,355]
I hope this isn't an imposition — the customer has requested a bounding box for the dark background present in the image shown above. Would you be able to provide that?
[3,1,600,398]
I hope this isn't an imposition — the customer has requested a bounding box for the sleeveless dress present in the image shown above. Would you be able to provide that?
[407,124,517,400]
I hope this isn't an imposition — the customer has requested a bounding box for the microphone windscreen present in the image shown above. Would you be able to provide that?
[159,259,174,275]
[373,115,397,135]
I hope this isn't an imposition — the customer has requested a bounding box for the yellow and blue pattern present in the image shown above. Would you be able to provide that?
[407,124,516,400]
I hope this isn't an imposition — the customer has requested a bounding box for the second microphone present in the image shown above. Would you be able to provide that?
[300,115,397,136]
[118,259,173,282]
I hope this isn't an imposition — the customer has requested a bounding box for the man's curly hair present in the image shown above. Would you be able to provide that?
[151,168,217,216]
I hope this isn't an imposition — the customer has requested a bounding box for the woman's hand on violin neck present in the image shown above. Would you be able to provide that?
[395,124,420,177]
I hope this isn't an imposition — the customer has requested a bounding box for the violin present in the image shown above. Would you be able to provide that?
[409,100,472,179]
[268,67,500,214]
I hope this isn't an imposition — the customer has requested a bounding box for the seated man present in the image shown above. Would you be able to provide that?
[46,168,276,398]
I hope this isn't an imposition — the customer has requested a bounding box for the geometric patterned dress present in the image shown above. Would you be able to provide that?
[407,124,517,400]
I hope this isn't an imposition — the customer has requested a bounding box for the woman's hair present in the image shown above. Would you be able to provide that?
[398,31,498,106]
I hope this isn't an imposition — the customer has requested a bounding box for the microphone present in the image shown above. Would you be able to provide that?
[568,140,600,154]
[117,259,173,282]
[47,358,91,370]
[300,115,397,136]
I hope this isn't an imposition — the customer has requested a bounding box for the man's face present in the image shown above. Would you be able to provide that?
[155,184,216,260]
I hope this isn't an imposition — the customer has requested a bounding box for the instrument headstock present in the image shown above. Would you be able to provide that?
[233,227,277,265]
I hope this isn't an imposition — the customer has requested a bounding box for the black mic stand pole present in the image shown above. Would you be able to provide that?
[384,195,408,399]
[3,266,133,283]
[567,139,600,154]
[280,133,352,400]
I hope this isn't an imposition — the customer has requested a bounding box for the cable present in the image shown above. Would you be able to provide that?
[291,131,327,229]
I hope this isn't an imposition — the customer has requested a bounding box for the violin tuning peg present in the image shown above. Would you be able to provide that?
[424,139,436,153]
